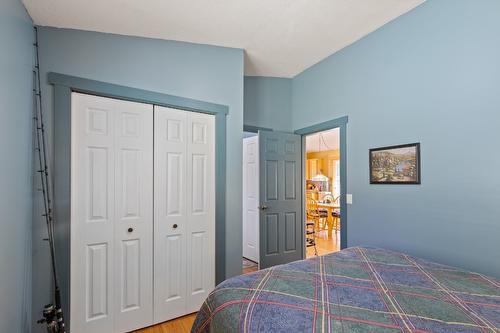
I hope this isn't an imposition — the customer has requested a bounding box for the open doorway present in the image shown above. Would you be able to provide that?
[242,131,259,274]
[304,128,341,258]
[240,121,346,273]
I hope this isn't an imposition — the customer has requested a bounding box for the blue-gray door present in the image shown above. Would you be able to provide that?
[259,131,302,269]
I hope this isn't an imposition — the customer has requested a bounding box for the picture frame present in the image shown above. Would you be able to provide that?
[369,143,421,184]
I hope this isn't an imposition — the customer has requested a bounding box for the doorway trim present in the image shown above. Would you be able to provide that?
[243,124,272,133]
[48,72,228,327]
[295,116,348,252]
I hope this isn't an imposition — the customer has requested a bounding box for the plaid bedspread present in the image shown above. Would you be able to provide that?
[192,247,500,332]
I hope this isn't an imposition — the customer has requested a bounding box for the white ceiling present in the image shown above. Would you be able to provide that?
[23,0,424,77]
[306,128,340,153]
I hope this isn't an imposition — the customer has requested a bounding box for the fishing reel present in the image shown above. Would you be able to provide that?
[37,304,65,333]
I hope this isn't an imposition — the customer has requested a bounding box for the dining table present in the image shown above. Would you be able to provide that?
[316,201,340,236]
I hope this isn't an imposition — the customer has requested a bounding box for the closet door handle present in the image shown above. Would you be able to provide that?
[172,224,178,229]
[127,227,133,233]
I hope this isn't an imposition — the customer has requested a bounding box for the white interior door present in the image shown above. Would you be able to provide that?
[242,136,259,263]
[113,99,153,332]
[71,93,153,333]
[153,107,188,322]
[154,106,215,321]
[185,111,215,313]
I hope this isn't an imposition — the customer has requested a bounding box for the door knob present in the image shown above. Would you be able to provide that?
[173,224,178,229]
[259,205,268,210]
[127,227,133,233]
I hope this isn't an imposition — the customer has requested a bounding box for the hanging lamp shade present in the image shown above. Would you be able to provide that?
[311,171,328,182]
[311,134,329,182]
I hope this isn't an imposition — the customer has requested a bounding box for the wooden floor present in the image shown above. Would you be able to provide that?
[135,235,335,333]
[306,229,340,258]
[134,313,196,333]
[242,257,259,274]
[243,265,258,274]
[134,259,258,333]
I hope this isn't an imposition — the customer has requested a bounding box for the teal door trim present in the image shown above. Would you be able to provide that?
[294,116,348,135]
[48,72,228,115]
[48,73,228,292]
[294,116,348,250]
[243,124,272,133]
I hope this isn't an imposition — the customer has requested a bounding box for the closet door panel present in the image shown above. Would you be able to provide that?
[71,93,115,333]
[113,101,153,332]
[154,106,188,323]
[86,243,109,319]
[71,93,153,333]
[186,112,215,313]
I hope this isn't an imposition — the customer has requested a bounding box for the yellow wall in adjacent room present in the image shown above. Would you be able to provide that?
[306,150,339,179]
[306,149,340,194]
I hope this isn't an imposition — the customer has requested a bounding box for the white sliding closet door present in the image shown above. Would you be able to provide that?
[153,107,188,322]
[113,99,153,332]
[154,106,215,323]
[71,93,153,333]
[185,111,216,313]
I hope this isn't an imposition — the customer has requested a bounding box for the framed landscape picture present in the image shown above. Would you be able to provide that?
[369,143,420,184]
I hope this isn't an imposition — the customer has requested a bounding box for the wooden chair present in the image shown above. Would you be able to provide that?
[305,198,319,255]
[306,198,321,231]
[322,194,334,203]
[331,196,340,233]
[305,220,317,256]
[320,194,340,233]
[318,194,334,231]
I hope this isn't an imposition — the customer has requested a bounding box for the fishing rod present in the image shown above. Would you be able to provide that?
[33,26,66,333]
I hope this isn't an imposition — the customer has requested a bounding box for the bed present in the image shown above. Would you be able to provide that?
[191,247,500,332]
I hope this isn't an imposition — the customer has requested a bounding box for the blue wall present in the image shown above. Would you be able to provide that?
[244,76,292,131]
[34,27,244,332]
[292,0,500,277]
[0,0,33,332]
